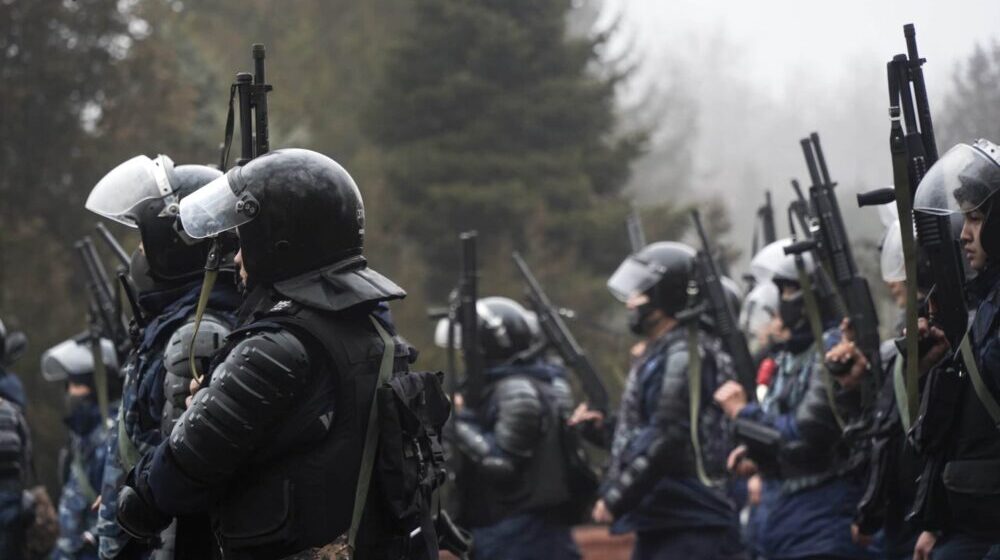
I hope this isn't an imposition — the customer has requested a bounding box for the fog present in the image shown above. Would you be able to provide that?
[605,0,1000,268]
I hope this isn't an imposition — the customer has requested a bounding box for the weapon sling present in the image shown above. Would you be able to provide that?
[686,325,718,487]
[797,267,847,430]
[959,332,1000,429]
[348,317,396,552]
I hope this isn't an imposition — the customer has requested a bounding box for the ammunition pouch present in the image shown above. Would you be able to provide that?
[940,459,1000,536]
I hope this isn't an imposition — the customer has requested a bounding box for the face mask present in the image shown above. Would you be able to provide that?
[129,249,157,294]
[628,304,655,336]
[778,292,805,331]
[64,395,101,436]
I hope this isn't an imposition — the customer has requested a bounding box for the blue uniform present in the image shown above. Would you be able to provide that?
[53,401,112,560]
[96,282,239,559]
[456,362,581,560]
[0,369,28,560]
[603,329,743,560]
[737,330,874,560]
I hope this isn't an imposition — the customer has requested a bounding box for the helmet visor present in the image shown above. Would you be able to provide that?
[607,255,666,303]
[86,155,174,227]
[914,142,1000,216]
[41,337,116,382]
[178,172,259,239]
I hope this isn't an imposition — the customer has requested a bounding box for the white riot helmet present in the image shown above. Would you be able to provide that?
[750,238,816,284]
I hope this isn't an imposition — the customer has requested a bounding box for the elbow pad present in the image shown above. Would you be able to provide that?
[168,329,309,483]
[453,419,515,481]
[493,377,544,459]
[161,315,231,434]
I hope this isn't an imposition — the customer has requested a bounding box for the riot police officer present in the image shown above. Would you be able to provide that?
[84,154,241,559]
[42,336,122,560]
[594,242,744,560]
[443,296,582,560]
[115,148,440,560]
[908,140,1000,560]
[0,318,30,559]
[714,238,872,560]
[851,219,923,560]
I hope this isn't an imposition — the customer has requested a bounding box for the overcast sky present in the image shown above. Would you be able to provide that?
[606,0,1000,101]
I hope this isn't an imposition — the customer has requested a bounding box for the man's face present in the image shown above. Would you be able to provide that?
[67,382,92,397]
[961,209,987,271]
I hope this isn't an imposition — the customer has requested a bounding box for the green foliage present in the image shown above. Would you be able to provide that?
[366,0,644,296]
[940,40,1000,149]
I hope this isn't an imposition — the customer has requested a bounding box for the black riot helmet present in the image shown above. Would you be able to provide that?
[608,241,699,317]
[915,139,1000,260]
[86,156,222,284]
[434,296,536,367]
[0,318,27,368]
[178,149,365,285]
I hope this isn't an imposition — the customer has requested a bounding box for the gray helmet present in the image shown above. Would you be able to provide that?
[740,281,778,336]
[607,242,698,315]
[434,297,536,364]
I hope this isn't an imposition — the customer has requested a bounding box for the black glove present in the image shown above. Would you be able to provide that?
[116,485,171,540]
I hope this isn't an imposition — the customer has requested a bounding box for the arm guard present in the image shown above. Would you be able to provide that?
[794,357,861,448]
[167,329,310,485]
[161,315,231,434]
[603,347,691,516]
[452,376,543,480]
[493,376,544,458]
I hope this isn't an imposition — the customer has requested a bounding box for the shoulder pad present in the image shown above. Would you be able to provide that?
[163,314,232,378]
[273,258,406,312]
[494,376,543,458]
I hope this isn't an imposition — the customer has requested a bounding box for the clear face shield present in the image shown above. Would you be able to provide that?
[739,281,778,336]
[607,255,667,303]
[86,155,178,227]
[178,169,260,239]
[914,141,1000,217]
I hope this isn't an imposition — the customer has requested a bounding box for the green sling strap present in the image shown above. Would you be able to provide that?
[345,316,396,553]
[89,338,110,424]
[687,325,717,488]
[891,355,912,433]
[71,453,98,504]
[960,331,1000,429]
[117,404,141,471]
[797,267,846,430]
[188,268,219,384]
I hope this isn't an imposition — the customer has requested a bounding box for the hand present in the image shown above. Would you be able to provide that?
[591,499,614,524]
[568,403,605,428]
[116,486,171,541]
[824,340,869,390]
[90,495,101,512]
[452,393,465,414]
[915,318,950,374]
[185,377,204,409]
[839,318,856,344]
[713,380,748,419]
[913,530,937,560]
[747,475,763,506]
[726,445,758,477]
[851,523,873,547]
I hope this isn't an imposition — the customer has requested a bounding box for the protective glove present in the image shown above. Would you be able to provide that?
[116,485,171,540]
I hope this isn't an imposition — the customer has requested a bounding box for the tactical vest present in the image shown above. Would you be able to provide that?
[938,286,1000,538]
[213,303,412,560]
[462,375,574,528]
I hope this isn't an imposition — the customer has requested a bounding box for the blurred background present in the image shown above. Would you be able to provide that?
[2,0,999,493]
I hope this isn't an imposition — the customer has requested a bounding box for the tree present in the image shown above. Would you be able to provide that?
[366,0,644,297]
[940,41,1000,150]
